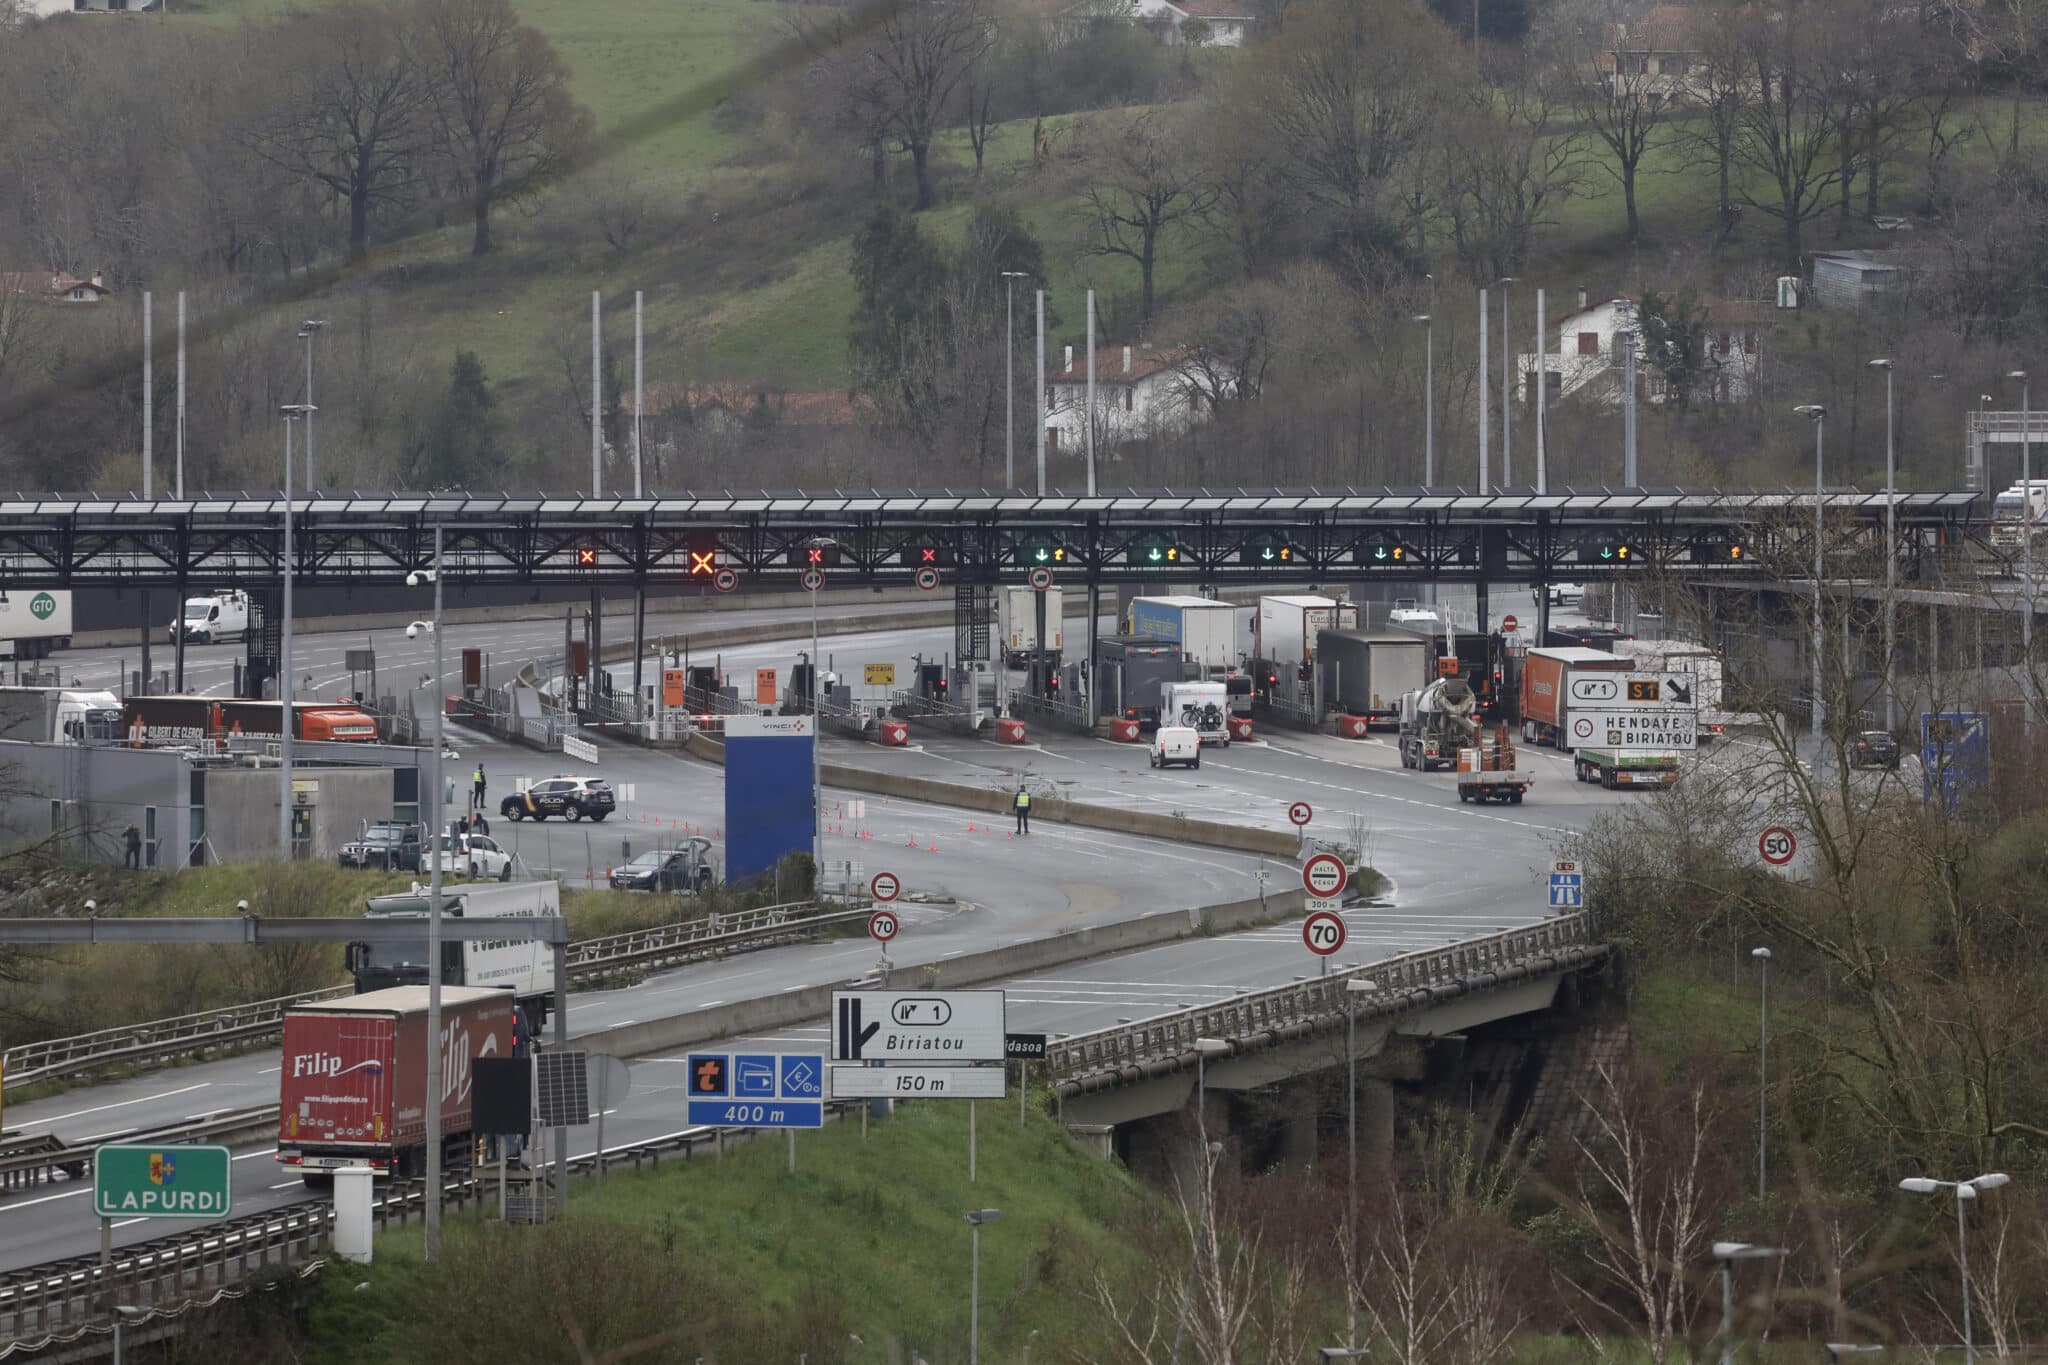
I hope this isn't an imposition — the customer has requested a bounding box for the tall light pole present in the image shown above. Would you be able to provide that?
[1535,287,1547,495]
[1499,277,1517,487]
[966,1208,1003,1365]
[1413,314,1434,486]
[1899,1172,2013,1365]
[2009,369,2032,694]
[1795,405,1827,739]
[407,534,446,1258]
[298,321,325,491]
[1751,946,1770,1198]
[278,404,315,856]
[1035,289,1047,497]
[1711,1242,1787,1365]
[1478,287,1489,491]
[1871,359,1896,732]
[1002,272,1027,491]
[806,537,835,878]
[1343,977,1376,1353]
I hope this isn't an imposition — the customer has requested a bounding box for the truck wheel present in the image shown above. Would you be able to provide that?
[1601,772,1618,790]
[1191,756,1200,769]
[1149,752,1159,768]
[1510,792,1524,804]
[1458,790,1470,803]
[301,1172,334,1189]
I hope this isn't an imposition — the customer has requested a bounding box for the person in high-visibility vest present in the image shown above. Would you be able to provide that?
[1013,784,1031,835]
[471,763,486,812]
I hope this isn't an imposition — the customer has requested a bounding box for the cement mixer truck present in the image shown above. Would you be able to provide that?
[1398,677,1480,772]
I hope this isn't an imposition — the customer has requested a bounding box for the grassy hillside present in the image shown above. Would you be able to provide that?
[298,1100,1197,1363]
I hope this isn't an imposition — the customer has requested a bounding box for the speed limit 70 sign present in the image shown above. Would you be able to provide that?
[1302,909,1346,957]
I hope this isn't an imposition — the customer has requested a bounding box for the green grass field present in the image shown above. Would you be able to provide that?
[300,1099,1181,1363]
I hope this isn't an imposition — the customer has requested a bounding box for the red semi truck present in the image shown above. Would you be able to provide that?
[1518,646,1633,749]
[276,985,518,1183]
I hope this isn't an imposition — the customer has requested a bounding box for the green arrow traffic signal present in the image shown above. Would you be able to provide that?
[1373,546,1388,561]
[1599,546,1614,560]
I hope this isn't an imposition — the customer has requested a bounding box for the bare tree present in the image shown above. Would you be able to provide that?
[248,3,432,264]
[1565,1059,1729,1365]
[1548,0,1684,243]
[1681,0,1758,236]
[417,0,591,256]
[1729,0,1847,273]
[1443,50,1589,277]
[959,53,999,178]
[1074,111,1215,330]
[1246,0,1452,232]
[798,0,994,211]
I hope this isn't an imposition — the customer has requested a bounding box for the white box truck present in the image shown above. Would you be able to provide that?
[1605,638,1757,738]
[348,880,560,1035]
[1255,595,1358,670]
[1126,596,1240,674]
[995,586,1063,666]
[0,590,74,660]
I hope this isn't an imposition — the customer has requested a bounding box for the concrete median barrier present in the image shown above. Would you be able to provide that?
[680,732,1299,858]
[576,887,1309,1061]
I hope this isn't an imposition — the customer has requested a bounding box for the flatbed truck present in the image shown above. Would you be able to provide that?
[1572,748,1681,789]
[1456,730,1532,804]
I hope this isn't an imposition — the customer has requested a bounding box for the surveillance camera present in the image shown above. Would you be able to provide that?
[236,899,249,913]
[406,624,420,639]
[83,898,96,914]
[405,573,421,587]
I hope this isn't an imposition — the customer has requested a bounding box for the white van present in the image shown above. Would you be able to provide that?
[1149,725,1202,770]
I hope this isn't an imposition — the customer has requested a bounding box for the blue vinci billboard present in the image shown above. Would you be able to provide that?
[1920,711,1988,809]
[724,714,815,883]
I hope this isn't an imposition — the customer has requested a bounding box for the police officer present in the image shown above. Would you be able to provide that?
[471,763,486,812]
[1013,784,1031,834]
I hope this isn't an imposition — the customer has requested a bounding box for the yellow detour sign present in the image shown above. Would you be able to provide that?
[863,664,896,686]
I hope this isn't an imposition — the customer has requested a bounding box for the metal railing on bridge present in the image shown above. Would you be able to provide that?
[1046,913,1601,1085]
[0,900,847,1091]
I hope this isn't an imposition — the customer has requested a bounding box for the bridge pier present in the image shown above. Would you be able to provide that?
[631,586,647,720]
[139,589,152,694]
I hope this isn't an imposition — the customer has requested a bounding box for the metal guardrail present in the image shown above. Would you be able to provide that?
[0,1105,863,1347]
[1045,913,1597,1082]
[2,900,841,1092]
[0,1109,280,1193]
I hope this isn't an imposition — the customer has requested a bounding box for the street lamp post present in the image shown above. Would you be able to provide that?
[278,404,316,856]
[1499,277,1517,487]
[1899,1172,2013,1365]
[1414,314,1434,487]
[965,1208,1002,1365]
[1002,272,1027,491]
[406,532,446,1258]
[2009,370,2033,694]
[1795,405,1827,739]
[1752,946,1769,1198]
[1711,1242,1787,1365]
[298,321,325,491]
[807,537,835,878]
[1870,359,1896,732]
[1343,977,1377,1354]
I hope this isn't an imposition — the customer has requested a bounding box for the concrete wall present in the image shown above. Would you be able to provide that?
[203,766,397,863]
[0,739,190,868]
[681,731,1301,859]
[576,888,1303,1062]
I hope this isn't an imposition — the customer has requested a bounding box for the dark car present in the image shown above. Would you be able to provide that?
[1850,731,1902,769]
[608,839,715,893]
[500,775,616,822]
[338,821,422,871]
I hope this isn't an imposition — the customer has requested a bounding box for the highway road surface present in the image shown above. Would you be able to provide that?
[0,585,1652,1273]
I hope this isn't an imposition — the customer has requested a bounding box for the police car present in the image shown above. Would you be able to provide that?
[500,776,616,822]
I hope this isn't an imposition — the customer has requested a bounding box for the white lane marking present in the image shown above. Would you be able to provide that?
[28,1083,212,1127]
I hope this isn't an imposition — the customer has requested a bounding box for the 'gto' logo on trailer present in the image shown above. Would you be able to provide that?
[292,1053,385,1079]
[28,593,55,620]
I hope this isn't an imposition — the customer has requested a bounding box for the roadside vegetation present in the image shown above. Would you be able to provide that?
[0,853,785,1052]
[7,0,2048,496]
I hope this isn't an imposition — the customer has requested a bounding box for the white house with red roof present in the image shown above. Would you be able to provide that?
[1069,0,1255,45]
[0,270,112,304]
[1519,292,1766,407]
[1043,343,1230,451]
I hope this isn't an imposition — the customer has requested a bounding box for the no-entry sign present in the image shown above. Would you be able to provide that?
[870,871,901,902]
[1287,801,1313,827]
[1503,614,1519,632]
[868,909,900,943]
[1302,852,1348,899]
[1302,909,1346,957]
[1758,826,1797,866]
